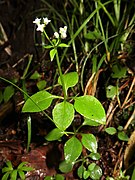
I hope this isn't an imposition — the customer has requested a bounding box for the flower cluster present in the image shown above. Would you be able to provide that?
[54,26,67,39]
[33,17,67,39]
[33,17,51,32]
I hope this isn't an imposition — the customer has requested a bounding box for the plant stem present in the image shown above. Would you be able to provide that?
[43,30,53,46]
[56,50,67,101]
[27,115,31,152]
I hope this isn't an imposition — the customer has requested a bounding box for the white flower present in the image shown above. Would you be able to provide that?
[60,32,67,39]
[59,26,67,39]
[36,23,45,32]
[33,18,41,25]
[43,17,51,26]
[59,26,67,34]
[54,32,59,39]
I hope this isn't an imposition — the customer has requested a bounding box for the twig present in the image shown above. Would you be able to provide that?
[121,76,135,108]
[124,108,135,130]
[113,108,135,175]
[98,99,118,132]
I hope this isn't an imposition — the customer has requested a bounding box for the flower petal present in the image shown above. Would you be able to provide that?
[36,24,45,32]
[33,18,41,25]
[54,32,59,39]
[43,17,51,25]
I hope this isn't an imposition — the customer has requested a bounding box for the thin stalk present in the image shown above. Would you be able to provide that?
[64,3,78,72]
[27,115,31,152]
[41,32,45,52]
[22,80,27,101]
[21,54,33,101]
[114,0,121,23]
[76,124,83,133]
[56,51,67,101]
[95,1,109,56]
[43,30,53,46]
[21,55,33,79]
[116,79,121,107]
[98,1,115,27]
[64,131,75,135]
[71,15,78,72]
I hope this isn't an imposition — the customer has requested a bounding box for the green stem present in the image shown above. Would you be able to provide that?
[27,115,31,152]
[95,1,108,54]
[43,30,53,46]
[55,50,67,101]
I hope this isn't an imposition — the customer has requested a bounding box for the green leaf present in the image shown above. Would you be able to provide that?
[131,166,135,180]
[22,90,56,112]
[106,177,114,180]
[77,165,85,179]
[50,48,57,61]
[3,85,14,102]
[2,167,11,173]
[10,170,17,180]
[2,172,10,180]
[53,101,74,131]
[83,118,100,126]
[52,39,57,45]
[64,136,82,163]
[59,160,73,173]
[58,43,69,48]
[105,127,117,135]
[92,55,98,73]
[43,45,53,49]
[74,95,106,125]
[84,30,102,40]
[81,133,97,153]
[58,72,78,92]
[89,152,101,160]
[37,80,46,90]
[17,162,28,169]
[18,170,25,180]
[5,161,13,169]
[88,163,96,171]
[44,176,53,180]
[111,64,127,79]
[21,166,34,171]
[117,126,123,131]
[30,71,41,80]
[118,131,129,141]
[83,170,90,179]
[89,165,102,180]
[55,174,65,180]
[106,85,118,99]
[45,128,64,141]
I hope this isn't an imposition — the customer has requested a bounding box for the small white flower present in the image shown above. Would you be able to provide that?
[61,32,67,39]
[59,26,67,34]
[54,32,59,39]
[43,17,51,25]
[59,26,67,39]
[33,18,41,25]
[64,26,67,31]
[36,23,45,32]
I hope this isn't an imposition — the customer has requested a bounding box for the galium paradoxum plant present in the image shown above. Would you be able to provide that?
[2,161,34,180]
[22,17,106,178]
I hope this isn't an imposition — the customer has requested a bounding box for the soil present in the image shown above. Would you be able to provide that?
[0,1,135,180]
